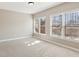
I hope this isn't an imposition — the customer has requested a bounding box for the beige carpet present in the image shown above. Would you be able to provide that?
[0,37,79,57]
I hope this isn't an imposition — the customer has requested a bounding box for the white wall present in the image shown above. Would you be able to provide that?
[0,9,32,40]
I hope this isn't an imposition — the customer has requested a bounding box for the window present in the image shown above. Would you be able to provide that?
[40,17,46,34]
[34,10,79,40]
[51,15,62,35]
[35,18,39,33]
[65,11,79,38]
[35,16,46,34]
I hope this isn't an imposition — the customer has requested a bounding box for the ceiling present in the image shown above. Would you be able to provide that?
[0,2,63,14]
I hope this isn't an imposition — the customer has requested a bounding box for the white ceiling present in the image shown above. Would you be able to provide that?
[0,2,63,14]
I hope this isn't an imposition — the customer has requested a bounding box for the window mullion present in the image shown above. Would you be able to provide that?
[61,13,65,38]
[39,18,40,34]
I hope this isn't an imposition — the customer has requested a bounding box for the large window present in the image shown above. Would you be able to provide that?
[35,16,46,34]
[65,11,79,38]
[40,17,46,34]
[51,15,62,35]
[35,18,39,33]
[34,10,79,40]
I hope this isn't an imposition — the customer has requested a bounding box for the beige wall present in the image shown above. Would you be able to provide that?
[34,2,79,17]
[0,9,32,40]
[33,2,79,40]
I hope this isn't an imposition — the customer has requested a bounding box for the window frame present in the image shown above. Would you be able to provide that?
[50,13,64,38]
[34,16,47,35]
[50,9,79,40]
[34,17,40,34]
[64,11,79,40]
[34,9,79,41]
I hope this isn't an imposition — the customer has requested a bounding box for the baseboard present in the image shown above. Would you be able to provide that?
[0,35,31,43]
[33,36,79,53]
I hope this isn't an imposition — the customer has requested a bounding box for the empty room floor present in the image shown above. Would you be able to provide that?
[0,37,79,57]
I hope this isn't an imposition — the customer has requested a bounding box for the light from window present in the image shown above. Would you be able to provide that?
[52,15,62,35]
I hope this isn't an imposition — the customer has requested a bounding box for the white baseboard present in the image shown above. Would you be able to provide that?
[0,35,31,43]
[33,36,79,53]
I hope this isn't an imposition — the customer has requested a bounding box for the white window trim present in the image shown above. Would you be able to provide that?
[61,13,65,39]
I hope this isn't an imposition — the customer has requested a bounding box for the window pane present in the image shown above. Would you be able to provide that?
[35,19,39,33]
[52,15,62,35]
[40,17,46,34]
[65,12,79,38]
